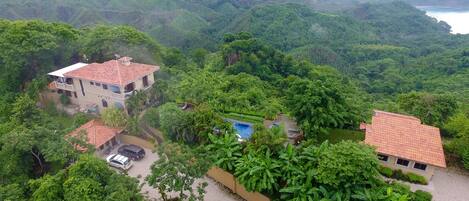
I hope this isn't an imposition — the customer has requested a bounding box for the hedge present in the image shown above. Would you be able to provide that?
[378,166,428,185]
[378,166,393,177]
[224,112,265,123]
[413,190,432,201]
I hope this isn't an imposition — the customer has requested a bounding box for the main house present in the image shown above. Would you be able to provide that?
[361,110,446,180]
[47,57,159,112]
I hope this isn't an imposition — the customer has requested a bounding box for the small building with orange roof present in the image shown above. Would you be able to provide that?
[67,119,123,152]
[361,110,446,180]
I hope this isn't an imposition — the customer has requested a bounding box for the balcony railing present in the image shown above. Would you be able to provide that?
[124,90,134,98]
[54,81,75,91]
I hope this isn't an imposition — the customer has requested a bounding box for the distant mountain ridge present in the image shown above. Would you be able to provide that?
[0,0,459,51]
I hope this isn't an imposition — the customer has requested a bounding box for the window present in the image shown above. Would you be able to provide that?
[378,154,389,162]
[110,85,121,94]
[142,75,149,87]
[65,78,74,85]
[114,102,124,109]
[96,83,101,87]
[57,89,63,94]
[102,99,108,108]
[103,84,108,90]
[396,158,410,167]
[65,91,72,97]
[90,82,94,85]
[414,163,427,171]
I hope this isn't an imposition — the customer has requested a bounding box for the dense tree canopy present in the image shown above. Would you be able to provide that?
[1,0,468,199]
[29,155,142,201]
[397,92,458,126]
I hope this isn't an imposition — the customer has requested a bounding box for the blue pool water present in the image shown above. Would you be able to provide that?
[233,122,254,139]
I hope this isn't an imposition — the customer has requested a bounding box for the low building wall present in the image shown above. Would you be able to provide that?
[118,134,156,151]
[206,167,270,201]
[381,155,435,181]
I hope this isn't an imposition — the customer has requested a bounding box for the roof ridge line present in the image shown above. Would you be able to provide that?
[374,110,420,121]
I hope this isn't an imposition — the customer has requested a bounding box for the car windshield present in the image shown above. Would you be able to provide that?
[123,158,130,165]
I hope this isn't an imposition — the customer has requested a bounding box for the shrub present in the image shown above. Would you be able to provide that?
[234,149,282,193]
[60,94,70,105]
[413,190,432,201]
[315,141,380,188]
[382,168,428,185]
[101,108,127,128]
[206,133,242,172]
[378,166,393,177]
[392,169,408,181]
[143,107,160,128]
[407,172,428,185]
[72,113,90,128]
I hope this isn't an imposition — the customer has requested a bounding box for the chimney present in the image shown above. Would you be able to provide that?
[118,56,132,66]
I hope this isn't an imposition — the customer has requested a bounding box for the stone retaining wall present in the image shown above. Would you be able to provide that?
[119,134,156,151]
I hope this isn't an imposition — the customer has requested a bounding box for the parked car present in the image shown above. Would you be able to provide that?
[106,154,133,170]
[118,144,146,161]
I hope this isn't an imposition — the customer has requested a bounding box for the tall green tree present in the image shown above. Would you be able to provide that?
[0,20,78,94]
[285,75,363,138]
[29,155,142,201]
[398,92,457,126]
[146,143,211,201]
[80,25,162,63]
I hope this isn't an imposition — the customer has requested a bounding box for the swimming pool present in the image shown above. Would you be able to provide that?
[233,122,253,139]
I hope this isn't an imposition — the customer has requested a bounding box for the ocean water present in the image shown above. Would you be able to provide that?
[418,6,469,34]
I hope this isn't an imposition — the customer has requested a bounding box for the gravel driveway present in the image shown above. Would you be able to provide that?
[102,145,241,201]
[408,168,469,201]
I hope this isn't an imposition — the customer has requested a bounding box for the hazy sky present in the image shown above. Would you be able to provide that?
[425,11,469,34]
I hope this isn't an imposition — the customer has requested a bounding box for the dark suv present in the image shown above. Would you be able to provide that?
[118,144,146,161]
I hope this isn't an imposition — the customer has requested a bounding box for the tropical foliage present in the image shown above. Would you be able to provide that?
[100,108,127,128]
[146,143,212,201]
[206,133,242,172]
[1,0,468,199]
[29,155,142,201]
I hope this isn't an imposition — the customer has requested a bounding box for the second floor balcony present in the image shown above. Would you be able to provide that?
[53,81,75,91]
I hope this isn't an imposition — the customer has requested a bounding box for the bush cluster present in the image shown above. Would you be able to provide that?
[378,166,428,185]
[378,166,393,177]
[413,190,433,201]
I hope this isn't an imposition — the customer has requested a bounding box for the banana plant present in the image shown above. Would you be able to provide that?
[206,133,242,172]
[234,149,282,193]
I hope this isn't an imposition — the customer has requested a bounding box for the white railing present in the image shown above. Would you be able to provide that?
[54,81,75,91]
[124,90,134,99]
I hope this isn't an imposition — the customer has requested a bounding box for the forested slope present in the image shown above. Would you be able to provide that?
[1,0,469,199]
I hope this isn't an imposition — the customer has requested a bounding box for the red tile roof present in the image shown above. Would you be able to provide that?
[363,110,446,168]
[67,120,123,150]
[64,57,159,86]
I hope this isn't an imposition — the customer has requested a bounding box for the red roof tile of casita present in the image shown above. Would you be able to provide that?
[67,120,123,150]
[363,110,446,168]
[64,58,159,86]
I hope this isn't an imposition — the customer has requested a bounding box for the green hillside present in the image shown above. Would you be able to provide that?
[220,3,377,51]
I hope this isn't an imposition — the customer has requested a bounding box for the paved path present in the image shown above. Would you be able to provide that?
[408,168,469,201]
[104,146,241,201]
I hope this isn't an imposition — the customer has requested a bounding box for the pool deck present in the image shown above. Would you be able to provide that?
[265,114,302,144]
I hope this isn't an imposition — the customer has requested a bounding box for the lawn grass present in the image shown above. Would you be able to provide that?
[318,128,365,144]
[223,112,264,124]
